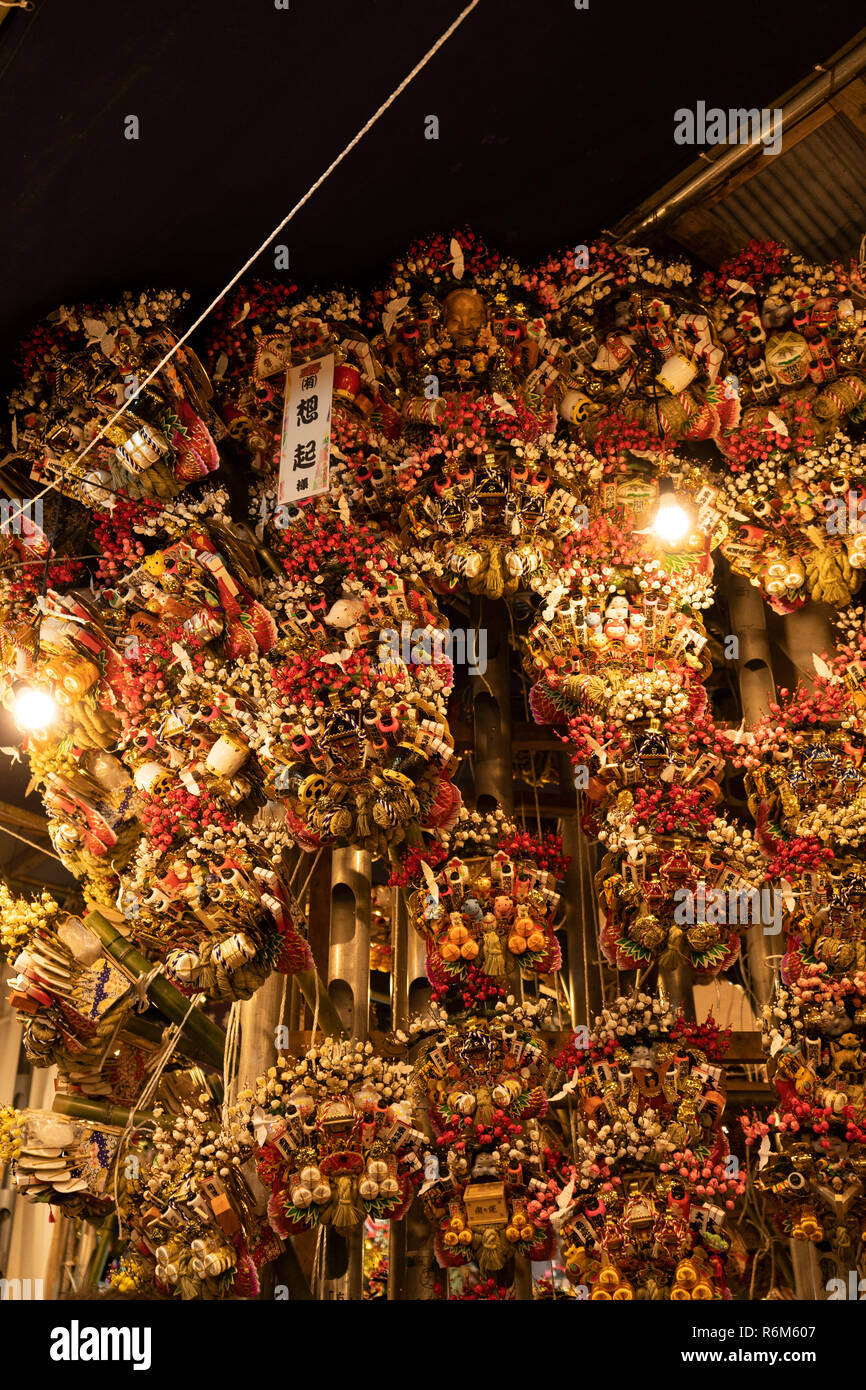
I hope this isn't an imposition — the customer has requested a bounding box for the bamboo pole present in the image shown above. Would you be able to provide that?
[471,599,530,1298]
[84,1214,117,1290]
[561,819,605,1026]
[121,1011,227,1069]
[85,910,226,1070]
[658,960,697,1021]
[52,1095,157,1129]
[388,886,410,1301]
[470,598,514,816]
[43,1210,74,1300]
[294,968,345,1038]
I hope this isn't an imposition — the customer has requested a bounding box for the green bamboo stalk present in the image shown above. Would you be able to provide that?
[294,968,346,1038]
[85,1214,117,1290]
[403,821,425,849]
[86,910,226,1070]
[122,1011,225,1070]
[53,1095,157,1129]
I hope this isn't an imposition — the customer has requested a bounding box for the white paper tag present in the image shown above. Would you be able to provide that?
[549,1173,576,1230]
[179,767,201,796]
[278,354,334,505]
[420,859,439,907]
[382,297,410,337]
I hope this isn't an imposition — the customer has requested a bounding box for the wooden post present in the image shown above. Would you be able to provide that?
[658,960,696,1021]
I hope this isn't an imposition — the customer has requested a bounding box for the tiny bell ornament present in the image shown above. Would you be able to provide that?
[551,993,741,1299]
[746,970,866,1262]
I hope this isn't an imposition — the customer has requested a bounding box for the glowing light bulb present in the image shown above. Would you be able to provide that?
[653,499,691,546]
[12,686,57,732]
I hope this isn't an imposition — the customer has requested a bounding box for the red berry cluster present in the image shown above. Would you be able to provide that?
[436,1108,524,1150]
[93,496,160,583]
[700,239,791,299]
[139,780,236,857]
[669,1013,732,1060]
[274,505,380,584]
[202,280,300,373]
[434,1276,513,1301]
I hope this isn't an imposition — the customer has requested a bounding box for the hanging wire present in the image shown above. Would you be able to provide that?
[1,0,482,535]
[0,822,63,861]
[112,990,201,1237]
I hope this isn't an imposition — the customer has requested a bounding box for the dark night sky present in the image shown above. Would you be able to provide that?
[0,0,864,368]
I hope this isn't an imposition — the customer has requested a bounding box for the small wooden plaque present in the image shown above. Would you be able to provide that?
[463,1181,508,1229]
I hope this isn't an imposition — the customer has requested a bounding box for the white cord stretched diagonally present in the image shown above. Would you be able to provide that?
[5,0,481,533]
[222,999,242,1129]
[113,991,200,1237]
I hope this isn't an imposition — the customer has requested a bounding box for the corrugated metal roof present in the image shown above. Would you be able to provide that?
[710,113,866,262]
